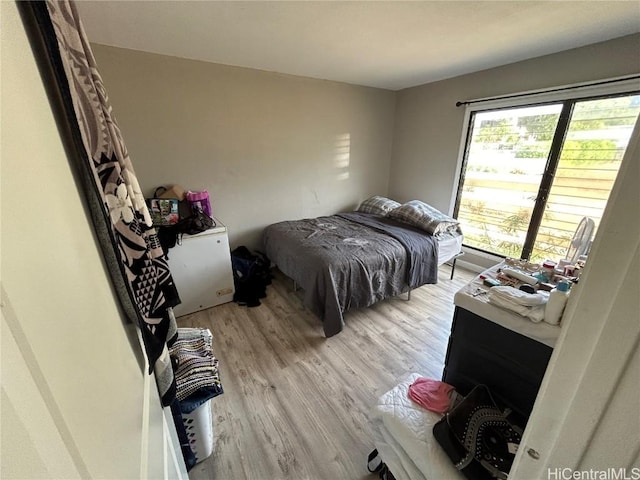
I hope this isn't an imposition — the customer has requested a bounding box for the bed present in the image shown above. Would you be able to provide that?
[261,198,463,337]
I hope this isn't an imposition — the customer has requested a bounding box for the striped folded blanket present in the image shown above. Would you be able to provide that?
[169,328,223,402]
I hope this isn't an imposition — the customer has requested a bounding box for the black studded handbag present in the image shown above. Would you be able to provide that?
[433,384,523,480]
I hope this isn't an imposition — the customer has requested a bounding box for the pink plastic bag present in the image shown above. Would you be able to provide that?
[186,190,212,217]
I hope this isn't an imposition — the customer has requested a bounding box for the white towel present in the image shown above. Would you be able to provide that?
[488,286,548,323]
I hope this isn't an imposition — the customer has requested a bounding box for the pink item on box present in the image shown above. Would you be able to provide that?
[408,377,455,413]
[186,190,212,217]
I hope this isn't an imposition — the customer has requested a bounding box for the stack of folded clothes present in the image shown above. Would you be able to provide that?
[170,327,224,411]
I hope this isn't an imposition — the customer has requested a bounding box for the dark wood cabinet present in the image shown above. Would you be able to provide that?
[443,306,553,422]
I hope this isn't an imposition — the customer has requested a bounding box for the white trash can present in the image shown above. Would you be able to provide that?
[182,399,214,463]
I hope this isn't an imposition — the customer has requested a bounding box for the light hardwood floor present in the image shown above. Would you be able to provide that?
[178,265,475,480]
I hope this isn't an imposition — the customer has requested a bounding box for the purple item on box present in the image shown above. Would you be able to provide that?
[186,190,212,217]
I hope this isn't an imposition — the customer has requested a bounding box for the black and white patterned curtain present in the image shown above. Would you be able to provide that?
[20,0,181,405]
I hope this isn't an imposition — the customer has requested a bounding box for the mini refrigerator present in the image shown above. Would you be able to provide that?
[167,217,235,317]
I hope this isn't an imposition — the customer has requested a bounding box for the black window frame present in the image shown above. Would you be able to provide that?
[453,89,640,261]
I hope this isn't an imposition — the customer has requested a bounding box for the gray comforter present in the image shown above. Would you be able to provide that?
[261,212,437,337]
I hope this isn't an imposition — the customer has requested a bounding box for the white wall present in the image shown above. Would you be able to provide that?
[0,2,184,478]
[389,33,640,269]
[92,35,639,256]
[91,45,396,250]
[389,33,640,214]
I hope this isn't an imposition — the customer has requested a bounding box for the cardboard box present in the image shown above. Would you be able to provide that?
[157,184,186,201]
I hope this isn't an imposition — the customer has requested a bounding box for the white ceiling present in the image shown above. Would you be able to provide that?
[76,1,640,91]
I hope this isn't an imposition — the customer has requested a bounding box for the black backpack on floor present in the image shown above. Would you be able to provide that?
[231,247,272,307]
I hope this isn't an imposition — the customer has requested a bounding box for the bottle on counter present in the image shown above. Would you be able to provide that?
[544,280,571,326]
[541,260,557,283]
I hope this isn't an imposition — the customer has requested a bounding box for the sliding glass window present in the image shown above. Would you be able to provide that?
[454,91,640,262]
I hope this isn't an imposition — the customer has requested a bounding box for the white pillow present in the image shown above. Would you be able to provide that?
[388,200,460,235]
[356,196,401,216]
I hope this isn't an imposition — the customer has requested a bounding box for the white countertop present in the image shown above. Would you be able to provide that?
[182,217,227,237]
[454,262,561,348]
